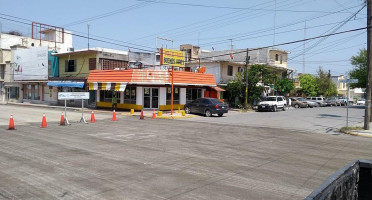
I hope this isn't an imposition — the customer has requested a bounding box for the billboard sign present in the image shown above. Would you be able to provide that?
[160,48,185,67]
[58,92,90,100]
[13,46,48,81]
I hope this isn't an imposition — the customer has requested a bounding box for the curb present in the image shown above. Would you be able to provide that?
[342,130,372,138]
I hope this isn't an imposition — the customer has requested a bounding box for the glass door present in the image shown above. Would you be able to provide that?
[143,88,159,109]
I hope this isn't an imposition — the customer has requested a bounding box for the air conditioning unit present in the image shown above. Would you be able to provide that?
[67,48,74,52]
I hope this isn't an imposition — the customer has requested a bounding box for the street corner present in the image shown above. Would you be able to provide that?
[339,127,372,138]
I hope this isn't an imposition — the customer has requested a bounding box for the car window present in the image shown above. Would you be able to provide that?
[264,97,276,101]
[278,97,283,101]
[210,98,222,104]
[201,99,211,104]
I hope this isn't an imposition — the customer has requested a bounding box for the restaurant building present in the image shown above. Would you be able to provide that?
[87,69,223,110]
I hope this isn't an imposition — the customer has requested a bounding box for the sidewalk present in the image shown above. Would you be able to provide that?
[6,102,196,119]
[347,129,372,138]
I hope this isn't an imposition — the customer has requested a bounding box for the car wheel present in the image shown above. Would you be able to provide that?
[272,106,277,112]
[185,106,191,114]
[294,104,299,108]
[218,113,223,117]
[282,106,286,111]
[205,109,212,117]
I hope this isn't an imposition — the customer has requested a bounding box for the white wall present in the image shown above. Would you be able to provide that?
[180,88,186,104]
[136,86,143,105]
[159,87,166,105]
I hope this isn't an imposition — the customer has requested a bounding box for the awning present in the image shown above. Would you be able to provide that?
[88,82,127,92]
[47,81,85,88]
[211,86,226,92]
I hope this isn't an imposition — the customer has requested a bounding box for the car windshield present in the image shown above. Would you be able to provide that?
[297,98,306,101]
[263,97,276,101]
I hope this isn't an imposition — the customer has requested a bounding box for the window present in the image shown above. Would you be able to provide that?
[201,99,210,104]
[89,58,96,70]
[99,90,120,103]
[0,64,5,79]
[65,60,76,72]
[227,65,233,76]
[124,87,136,104]
[9,87,19,99]
[275,54,279,61]
[238,67,244,73]
[166,87,180,105]
[186,88,202,103]
[280,55,283,64]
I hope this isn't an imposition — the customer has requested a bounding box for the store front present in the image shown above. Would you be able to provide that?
[87,69,221,111]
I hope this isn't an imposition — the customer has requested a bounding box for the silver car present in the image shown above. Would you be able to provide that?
[296,97,318,108]
[306,97,327,107]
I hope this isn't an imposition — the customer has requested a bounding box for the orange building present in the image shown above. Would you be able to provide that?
[87,69,224,110]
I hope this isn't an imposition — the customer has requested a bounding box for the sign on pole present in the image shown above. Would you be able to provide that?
[58,92,90,124]
[58,92,90,100]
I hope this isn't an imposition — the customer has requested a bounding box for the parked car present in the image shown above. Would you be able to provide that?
[257,96,287,112]
[357,98,365,105]
[290,97,307,108]
[306,97,327,107]
[184,98,228,117]
[295,97,318,108]
[326,97,342,106]
[337,96,348,106]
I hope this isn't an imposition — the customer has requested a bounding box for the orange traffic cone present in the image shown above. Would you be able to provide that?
[112,110,117,121]
[41,113,48,128]
[60,112,65,126]
[152,109,156,119]
[90,111,96,123]
[8,115,15,130]
[140,110,144,120]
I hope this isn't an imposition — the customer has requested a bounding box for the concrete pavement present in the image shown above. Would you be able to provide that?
[0,104,371,199]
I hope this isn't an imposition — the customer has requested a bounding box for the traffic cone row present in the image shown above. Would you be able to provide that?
[6,109,160,130]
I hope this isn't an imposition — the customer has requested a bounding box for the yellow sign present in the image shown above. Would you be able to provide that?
[160,48,185,67]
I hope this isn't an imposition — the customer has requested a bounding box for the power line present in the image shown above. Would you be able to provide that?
[192,26,367,61]
[136,0,352,13]
[0,15,154,52]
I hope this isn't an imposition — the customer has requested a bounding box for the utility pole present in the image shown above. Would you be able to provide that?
[245,49,250,108]
[364,0,372,129]
[87,24,90,50]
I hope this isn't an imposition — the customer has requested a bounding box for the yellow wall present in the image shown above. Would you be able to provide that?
[97,101,184,111]
[58,53,97,78]
[159,104,184,111]
[97,102,143,110]
[220,62,245,83]
[269,50,288,68]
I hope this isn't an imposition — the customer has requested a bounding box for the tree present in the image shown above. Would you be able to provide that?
[299,74,317,96]
[316,68,337,97]
[349,49,367,88]
[226,64,276,107]
[274,78,295,95]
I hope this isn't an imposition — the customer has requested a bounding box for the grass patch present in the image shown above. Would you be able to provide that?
[339,126,364,133]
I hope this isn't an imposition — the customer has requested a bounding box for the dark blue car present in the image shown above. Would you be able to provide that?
[184,98,228,117]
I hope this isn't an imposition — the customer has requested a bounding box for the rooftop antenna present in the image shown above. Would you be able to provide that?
[87,23,90,50]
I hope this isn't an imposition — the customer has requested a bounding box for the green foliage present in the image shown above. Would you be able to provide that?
[316,68,337,97]
[274,78,295,94]
[299,74,317,96]
[349,49,367,88]
[226,64,276,107]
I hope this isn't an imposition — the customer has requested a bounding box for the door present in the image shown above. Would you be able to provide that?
[143,88,159,109]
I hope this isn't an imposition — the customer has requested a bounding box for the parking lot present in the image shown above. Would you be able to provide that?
[0,104,371,199]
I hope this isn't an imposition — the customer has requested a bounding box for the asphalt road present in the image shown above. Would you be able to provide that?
[0,104,371,200]
[182,105,366,134]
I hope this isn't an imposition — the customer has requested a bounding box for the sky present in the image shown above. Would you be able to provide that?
[0,0,367,76]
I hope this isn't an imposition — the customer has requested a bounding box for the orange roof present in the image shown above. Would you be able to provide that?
[87,69,216,86]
